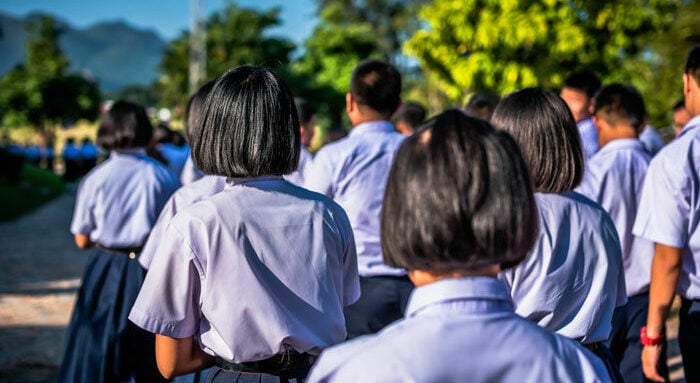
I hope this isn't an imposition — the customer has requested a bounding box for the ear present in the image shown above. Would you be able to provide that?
[592,115,604,132]
[346,93,354,114]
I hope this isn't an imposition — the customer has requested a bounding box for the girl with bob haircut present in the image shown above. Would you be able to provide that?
[60,100,179,383]
[307,110,610,383]
[491,88,626,380]
[129,66,359,382]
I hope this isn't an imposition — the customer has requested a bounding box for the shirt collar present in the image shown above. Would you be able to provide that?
[597,138,645,155]
[112,148,146,158]
[348,120,396,137]
[225,175,285,189]
[405,277,513,318]
[677,115,700,139]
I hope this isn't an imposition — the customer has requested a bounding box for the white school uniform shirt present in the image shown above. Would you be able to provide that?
[307,277,611,383]
[70,149,180,248]
[129,177,360,363]
[499,192,626,343]
[576,138,653,297]
[633,116,700,300]
[304,120,405,277]
[284,146,314,186]
[180,155,205,185]
[639,125,665,156]
[138,175,227,269]
[579,117,600,160]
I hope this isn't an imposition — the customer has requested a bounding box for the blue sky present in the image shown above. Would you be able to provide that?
[0,0,317,43]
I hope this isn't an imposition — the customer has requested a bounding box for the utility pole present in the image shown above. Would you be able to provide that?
[189,0,206,95]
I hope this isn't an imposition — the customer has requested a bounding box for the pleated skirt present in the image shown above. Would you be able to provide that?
[58,248,167,383]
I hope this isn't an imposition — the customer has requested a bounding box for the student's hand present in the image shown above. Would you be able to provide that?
[642,344,666,383]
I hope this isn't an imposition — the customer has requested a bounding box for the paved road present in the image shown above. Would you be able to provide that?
[0,187,687,382]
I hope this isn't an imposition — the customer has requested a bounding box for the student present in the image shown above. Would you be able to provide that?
[462,92,500,121]
[560,71,602,159]
[492,88,626,381]
[307,109,611,383]
[576,83,668,382]
[179,82,215,185]
[305,59,410,339]
[59,100,179,383]
[61,138,81,181]
[393,101,426,135]
[638,124,665,156]
[129,66,359,382]
[79,137,99,176]
[672,99,691,137]
[285,97,317,186]
[634,45,700,383]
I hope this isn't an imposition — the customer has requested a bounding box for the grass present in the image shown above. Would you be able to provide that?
[0,164,65,222]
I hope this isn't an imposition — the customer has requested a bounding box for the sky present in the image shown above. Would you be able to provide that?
[0,0,318,43]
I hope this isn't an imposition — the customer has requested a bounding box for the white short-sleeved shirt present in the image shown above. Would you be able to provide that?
[579,117,600,160]
[180,155,205,185]
[499,192,626,343]
[633,116,700,299]
[639,125,666,156]
[307,277,611,383]
[139,175,227,269]
[70,149,180,248]
[576,139,653,296]
[304,121,405,277]
[284,146,314,186]
[129,177,360,363]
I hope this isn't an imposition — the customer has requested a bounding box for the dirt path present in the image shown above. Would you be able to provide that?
[0,186,687,382]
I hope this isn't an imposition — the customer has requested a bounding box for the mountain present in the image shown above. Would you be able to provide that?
[0,12,166,92]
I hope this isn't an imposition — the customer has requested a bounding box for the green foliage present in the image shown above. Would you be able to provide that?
[405,0,683,125]
[0,163,65,222]
[156,3,295,107]
[0,15,101,133]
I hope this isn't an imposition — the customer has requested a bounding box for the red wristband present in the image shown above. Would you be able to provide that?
[640,326,665,346]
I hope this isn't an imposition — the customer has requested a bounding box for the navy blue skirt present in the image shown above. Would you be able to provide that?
[205,366,311,383]
[58,248,167,383]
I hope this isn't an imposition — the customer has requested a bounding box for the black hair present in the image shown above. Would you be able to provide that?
[562,71,602,99]
[191,66,300,178]
[395,101,427,130]
[593,83,647,131]
[294,97,317,125]
[185,80,216,143]
[673,99,686,111]
[492,87,584,193]
[350,59,401,117]
[381,109,538,272]
[96,100,153,150]
[686,45,700,85]
[463,92,500,121]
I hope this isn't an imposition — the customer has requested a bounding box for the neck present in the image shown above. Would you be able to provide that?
[408,265,501,287]
[600,126,638,147]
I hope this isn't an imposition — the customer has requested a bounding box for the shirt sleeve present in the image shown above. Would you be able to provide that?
[342,224,360,306]
[633,154,689,248]
[70,177,98,236]
[129,222,203,338]
[304,149,336,197]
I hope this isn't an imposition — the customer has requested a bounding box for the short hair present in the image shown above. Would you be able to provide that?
[96,100,153,150]
[463,92,500,121]
[673,99,686,112]
[184,80,215,143]
[294,97,316,125]
[381,109,538,272]
[191,66,300,178]
[685,45,700,85]
[492,87,584,193]
[350,59,401,117]
[395,101,427,130]
[562,71,602,99]
[593,83,647,131]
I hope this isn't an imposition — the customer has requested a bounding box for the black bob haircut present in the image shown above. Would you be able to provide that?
[381,109,538,272]
[491,87,584,193]
[191,66,300,178]
[350,59,401,117]
[562,71,601,99]
[686,45,700,85]
[184,80,216,143]
[294,97,316,125]
[96,100,153,150]
[594,83,647,131]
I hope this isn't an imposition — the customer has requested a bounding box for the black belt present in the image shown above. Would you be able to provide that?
[96,243,143,259]
[215,351,317,375]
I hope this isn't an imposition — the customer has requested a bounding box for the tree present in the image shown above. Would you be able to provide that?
[156,3,296,107]
[0,15,100,136]
[405,0,682,124]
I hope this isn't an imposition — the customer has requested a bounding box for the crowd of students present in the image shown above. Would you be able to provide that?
[57,45,700,383]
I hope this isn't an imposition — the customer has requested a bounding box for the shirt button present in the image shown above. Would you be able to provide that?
[129,252,136,259]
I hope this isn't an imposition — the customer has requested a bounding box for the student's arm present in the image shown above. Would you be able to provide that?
[642,243,682,383]
[74,233,94,249]
[155,334,215,379]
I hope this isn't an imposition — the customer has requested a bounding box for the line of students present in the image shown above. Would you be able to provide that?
[60,47,700,382]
